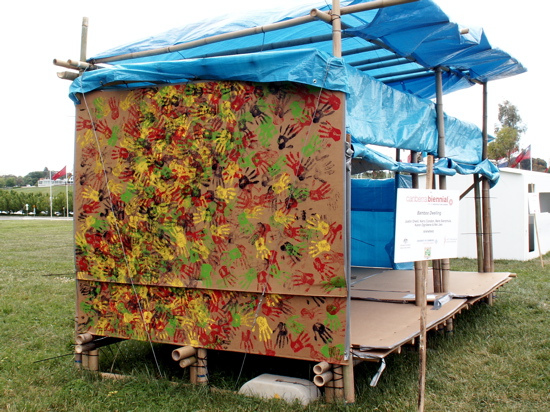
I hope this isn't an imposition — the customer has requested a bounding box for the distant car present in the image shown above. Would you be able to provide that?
[40,211,48,215]
[28,212,35,216]
[54,211,62,216]
[0,211,7,215]
[13,210,24,215]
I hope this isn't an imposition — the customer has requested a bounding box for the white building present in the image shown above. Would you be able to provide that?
[38,178,73,187]
[429,169,550,261]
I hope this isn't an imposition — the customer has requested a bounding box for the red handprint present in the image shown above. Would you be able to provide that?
[290,331,311,353]
[109,97,120,120]
[76,116,93,131]
[241,330,254,352]
[310,182,331,201]
[319,121,342,142]
[292,271,315,289]
[319,91,341,110]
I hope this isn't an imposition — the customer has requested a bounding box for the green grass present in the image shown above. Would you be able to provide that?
[0,221,549,411]
[2,185,70,196]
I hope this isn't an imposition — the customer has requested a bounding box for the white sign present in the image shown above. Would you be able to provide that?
[528,193,540,214]
[394,189,460,263]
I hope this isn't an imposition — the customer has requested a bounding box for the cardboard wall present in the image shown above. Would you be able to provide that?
[74,81,348,362]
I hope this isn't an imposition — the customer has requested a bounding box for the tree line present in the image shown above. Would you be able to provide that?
[0,189,73,215]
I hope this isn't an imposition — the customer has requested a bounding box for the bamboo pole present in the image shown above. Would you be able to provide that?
[92,0,419,64]
[435,67,449,294]
[411,150,423,307]
[418,155,434,412]
[314,371,334,387]
[481,83,494,273]
[172,346,197,361]
[332,0,342,58]
[75,332,93,345]
[81,17,88,62]
[474,174,484,272]
[57,71,79,81]
[92,14,316,64]
[179,356,198,369]
[333,364,345,401]
[190,348,208,385]
[534,213,544,268]
[87,349,99,371]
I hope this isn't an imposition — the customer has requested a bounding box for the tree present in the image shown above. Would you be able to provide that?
[488,100,526,162]
[24,171,47,186]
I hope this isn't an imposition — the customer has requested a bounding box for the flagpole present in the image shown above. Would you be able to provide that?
[49,170,53,218]
[66,176,69,217]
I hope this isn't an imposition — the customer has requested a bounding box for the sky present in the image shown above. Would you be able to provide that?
[0,0,545,177]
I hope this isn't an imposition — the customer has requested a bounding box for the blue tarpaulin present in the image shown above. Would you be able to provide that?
[69,0,526,182]
[351,176,413,269]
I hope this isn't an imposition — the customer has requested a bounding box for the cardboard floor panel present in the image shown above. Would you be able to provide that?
[350,268,513,298]
[350,298,467,350]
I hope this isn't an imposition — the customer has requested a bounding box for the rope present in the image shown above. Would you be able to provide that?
[78,69,164,378]
[235,57,337,386]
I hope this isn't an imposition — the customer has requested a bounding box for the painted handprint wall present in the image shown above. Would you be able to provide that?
[75,81,347,362]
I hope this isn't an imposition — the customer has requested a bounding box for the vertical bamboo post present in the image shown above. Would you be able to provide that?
[87,349,99,371]
[333,364,346,401]
[481,82,494,273]
[331,0,342,58]
[192,348,208,385]
[80,17,88,63]
[418,155,434,412]
[435,68,449,293]
[474,174,484,272]
[410,151,423,306]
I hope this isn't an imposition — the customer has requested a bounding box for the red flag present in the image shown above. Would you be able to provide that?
[52,166,67,180]
[510,145,531,168]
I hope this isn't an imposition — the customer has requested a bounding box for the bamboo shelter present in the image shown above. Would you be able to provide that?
[56,0,524,405]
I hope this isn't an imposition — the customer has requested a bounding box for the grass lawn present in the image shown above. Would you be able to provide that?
[2,186,71,196]
[0,220,549,411]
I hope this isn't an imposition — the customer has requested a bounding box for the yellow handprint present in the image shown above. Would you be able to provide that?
[306,214,330,235]
[309,239,331,257]
[254,237,270,260]
[254,316,272,342]
[272,173,291,194]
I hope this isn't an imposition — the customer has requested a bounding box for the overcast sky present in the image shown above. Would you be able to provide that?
[0,0,543,176]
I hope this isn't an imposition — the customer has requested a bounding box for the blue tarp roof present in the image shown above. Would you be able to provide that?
[89,0,525,100]
[69,0,525,184]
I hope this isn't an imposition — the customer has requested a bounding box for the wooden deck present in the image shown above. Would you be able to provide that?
[349,268,514,360]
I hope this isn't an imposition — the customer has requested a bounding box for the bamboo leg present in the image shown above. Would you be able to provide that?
[333,364,344,401]
[432,259,442,293]
[75,352,82,369]
[342,362,355,404]
[194,348,208,385]
[87,349,99,371]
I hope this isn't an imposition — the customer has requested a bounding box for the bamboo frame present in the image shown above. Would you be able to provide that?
[417,155,434,412]
[90,0,419,65]
[481,83,494,272]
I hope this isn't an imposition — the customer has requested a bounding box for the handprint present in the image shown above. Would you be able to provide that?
[309,239,331,257]
[274,322,289,348]
[108,97,120,120]
[310,181,331,201]
[312,322,333,344]
[306,214,330,236]
[319,121,342,142]
[277,123,300,150]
